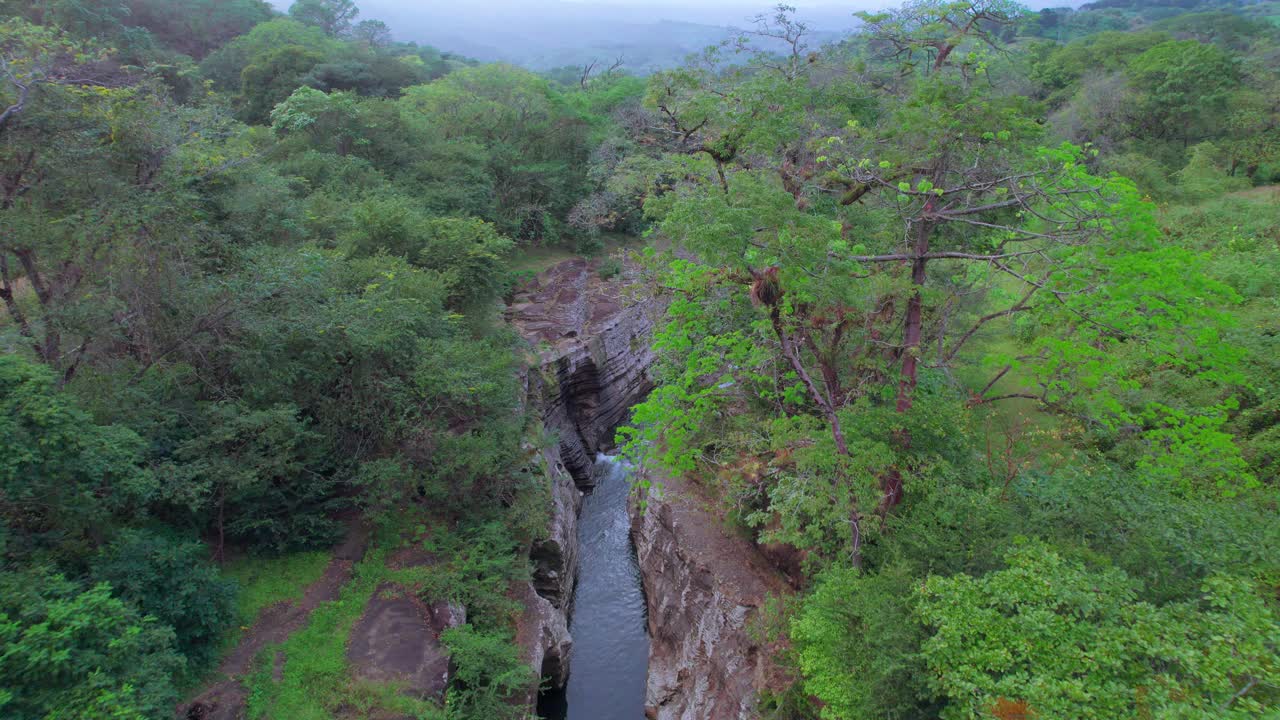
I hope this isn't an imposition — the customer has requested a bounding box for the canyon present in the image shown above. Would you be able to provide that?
[509,257,791,719]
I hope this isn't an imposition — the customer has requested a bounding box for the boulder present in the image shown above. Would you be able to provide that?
[346,583,465,700]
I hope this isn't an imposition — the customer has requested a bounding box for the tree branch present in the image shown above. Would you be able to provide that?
[941,284,1038,364]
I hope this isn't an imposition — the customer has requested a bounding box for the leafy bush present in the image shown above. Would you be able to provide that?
[792,563,934,720]
[91,529,237,672]
[0,356,154,563]
[440,624,532,720]
[919,542,1279,719]
[416,521,527,626]
[0,569,184,720]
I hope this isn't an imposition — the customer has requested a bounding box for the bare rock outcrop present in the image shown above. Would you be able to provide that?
[631,473,792,720]
[346,583,465,699]
[509,256,662,694]
[514,446,580,696]
[510,257,660,487]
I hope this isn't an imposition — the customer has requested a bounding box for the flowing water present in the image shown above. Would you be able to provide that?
[538,455,649,720]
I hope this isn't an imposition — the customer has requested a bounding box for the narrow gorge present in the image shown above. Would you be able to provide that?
[510,258,792,720]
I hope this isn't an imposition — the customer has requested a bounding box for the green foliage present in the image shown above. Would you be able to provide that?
[7,0,1280,714]
[620,7,1279,717]
[90,529,236,672]
[243,550,442,720]
[793,465,1280,719]
[222,550,332,627]
[270,86,364,155]
[123,0,273,59]
[288,0,359,38]
[1030,30,1172,96]
[918,542,1278,718]
[343,199,515,312]
[1127,39,1240,143]
[0,568,184,720]
[0,356,153,562]
[792,564,933,719]
[400,65,593,244]
[413,521,526,626]
[1175,141,1253,199]
[440,624,532,720]
[161,400,339,552]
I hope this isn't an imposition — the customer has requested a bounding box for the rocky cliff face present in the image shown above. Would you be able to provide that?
[509,257,661,693]
[509,258,659,487]
[631,473,792,720]
[511,257,789,718]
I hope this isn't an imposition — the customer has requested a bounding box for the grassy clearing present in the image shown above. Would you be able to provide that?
[240,516,533,720]
[224,551,333,627]
[507,233,640,273]
[244,549,443,720]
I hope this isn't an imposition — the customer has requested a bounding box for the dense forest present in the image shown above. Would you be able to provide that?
[0,0,1277,718]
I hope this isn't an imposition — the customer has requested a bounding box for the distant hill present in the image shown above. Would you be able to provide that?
[317,1,855,71]
[270,1,1083,72]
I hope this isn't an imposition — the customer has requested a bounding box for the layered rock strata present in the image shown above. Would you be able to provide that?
[631,473,792,720]
[509,257,660,693]
[509,258,659,487]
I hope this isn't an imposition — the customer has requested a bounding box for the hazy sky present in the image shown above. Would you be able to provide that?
[275,1,1078,69]
[276,1,889,30]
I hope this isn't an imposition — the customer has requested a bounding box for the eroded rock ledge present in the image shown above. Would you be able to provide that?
[511,257,790,718]
[509,257,661,694]
[631,473,792,720]
[509,257,659,486]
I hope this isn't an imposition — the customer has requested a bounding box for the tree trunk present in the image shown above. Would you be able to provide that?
[767,305,861,566]
[895,227,930,413]
[882,210,934,515]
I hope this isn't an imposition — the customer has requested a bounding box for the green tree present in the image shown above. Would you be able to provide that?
[1126,39,1239,145]
[270,85,363,155]
[351,18,391,49]
[440,624,533,720]
[0,355,153,562]
[624,1,1247,572]
[400,65,591,243]
[90,530,236,671]
[162,401,336,558]
[240,44,328,124]
[918,543,1278,718]
[199,17,339,92]
[288,0,359,38]
[0,568,184,720]
[123,0,273,59]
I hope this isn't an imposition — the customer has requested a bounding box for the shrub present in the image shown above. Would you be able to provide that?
[91,529,236,673]
[0,568,184,720]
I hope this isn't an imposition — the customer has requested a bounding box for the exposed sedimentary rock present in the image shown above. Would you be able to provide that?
[529,448,581,611]
[510,257,660,487]
[346,583,465,700]
[514,446,580,696]
[514,579,574,692]
[510,256,661,694]
[631,473,792,720]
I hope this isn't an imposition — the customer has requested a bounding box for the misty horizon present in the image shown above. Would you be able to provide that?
[272,0,1080,70]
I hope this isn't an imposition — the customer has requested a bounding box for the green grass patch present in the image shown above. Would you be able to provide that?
[244,549,445,720]
[224,551,333,627]
[507,233,639,273]
[241,521,535,720]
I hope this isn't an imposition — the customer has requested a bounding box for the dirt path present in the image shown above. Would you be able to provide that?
[179,521,371,720]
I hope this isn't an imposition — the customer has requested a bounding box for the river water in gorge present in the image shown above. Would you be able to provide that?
[538,455,649,720]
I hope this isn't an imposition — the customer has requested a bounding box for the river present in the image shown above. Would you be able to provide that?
[538,455,649,720]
